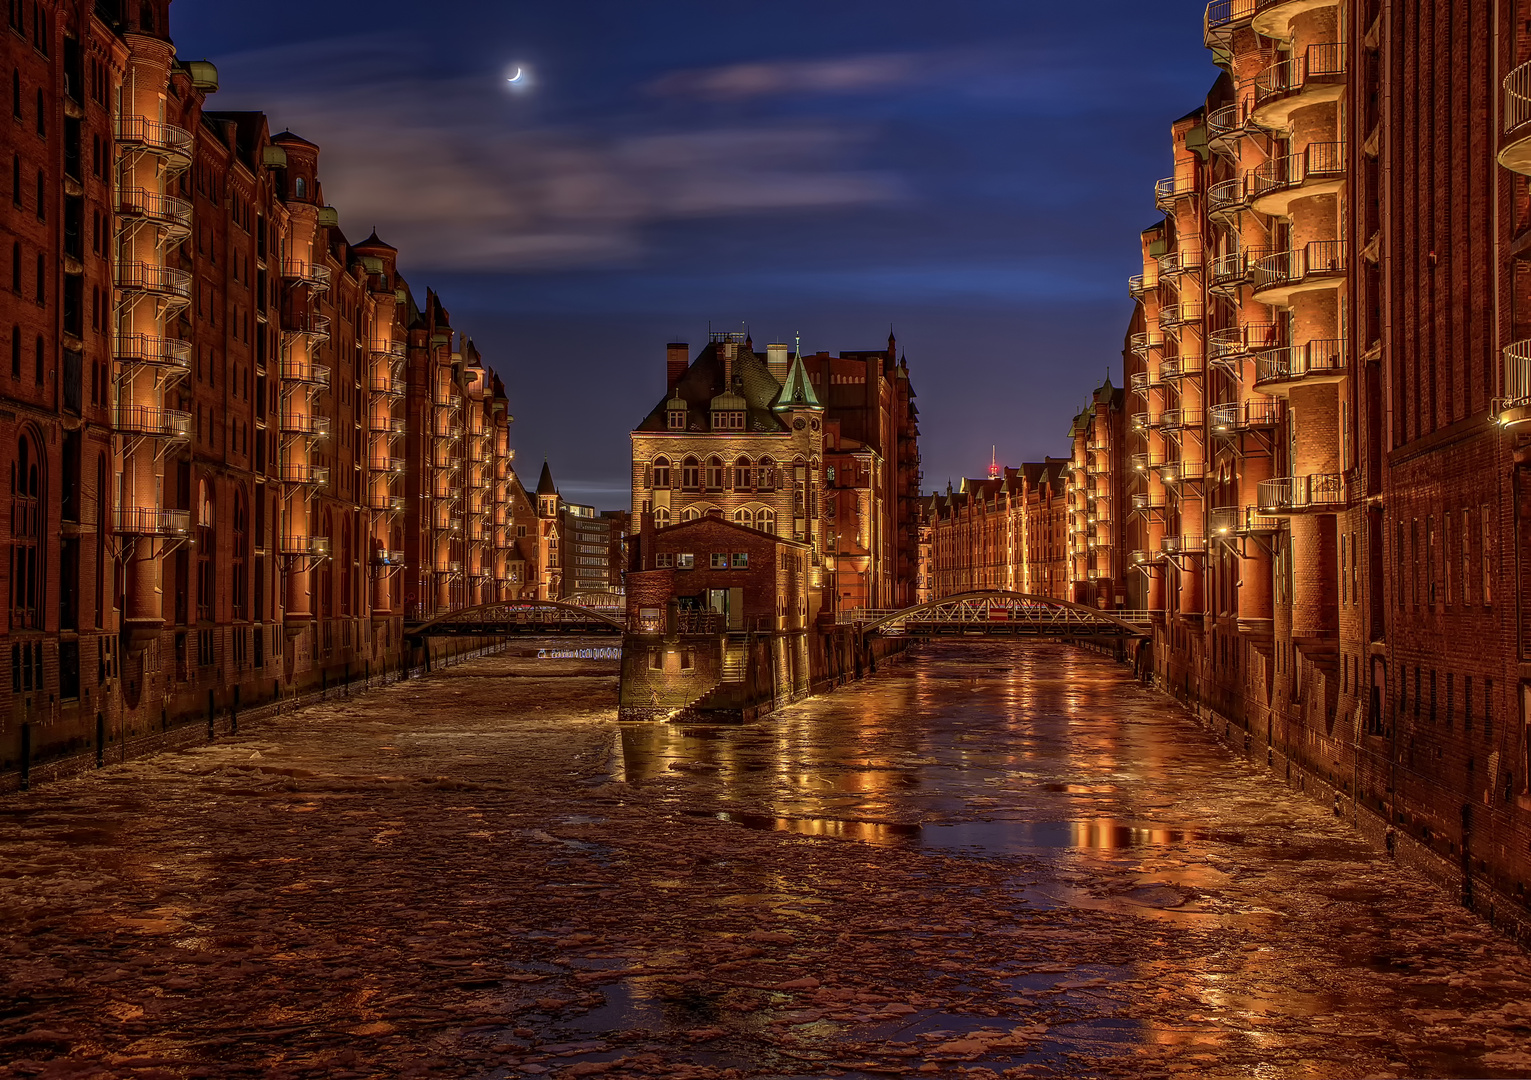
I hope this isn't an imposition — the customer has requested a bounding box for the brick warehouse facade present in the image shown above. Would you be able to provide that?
[0,0,549,786]
[954,0,1531,942]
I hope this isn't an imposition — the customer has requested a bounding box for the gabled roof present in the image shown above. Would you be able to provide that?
[354,230,396,253]
[634,342,791,434]
[653,513,809,548]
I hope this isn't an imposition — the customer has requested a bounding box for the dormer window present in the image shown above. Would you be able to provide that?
[713,410,745,430]
[668,408,686,430]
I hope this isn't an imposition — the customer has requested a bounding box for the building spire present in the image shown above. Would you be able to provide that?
[988,446,1001,480]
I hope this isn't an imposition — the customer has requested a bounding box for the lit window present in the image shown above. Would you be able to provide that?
[655,553,675,568]
[710,553,728,569]
[668,409,686,430]
[731,553,748,568]
[677,553,694,569]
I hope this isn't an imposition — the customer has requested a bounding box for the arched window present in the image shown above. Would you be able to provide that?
[680,506,701,522]
[732,456,752,491]
[293,176,306,200]
[758,508,776,535]
[232,489,249,620]
[196,479,214,621]
[651,456,671,489]
[705,456,723,490]
[732,508,754,530]
[680,456,700,491]
[10,432,41,629]
[757,457,776,492]
[654,507,671,528]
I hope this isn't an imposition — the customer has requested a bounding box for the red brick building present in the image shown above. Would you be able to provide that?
[1,0,545,785]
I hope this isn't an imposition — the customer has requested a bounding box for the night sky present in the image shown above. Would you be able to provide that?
[174,0,1215,507]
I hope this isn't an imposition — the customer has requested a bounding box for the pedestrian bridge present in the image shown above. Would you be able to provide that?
[837,592,1151,638]
[407,595,625,637]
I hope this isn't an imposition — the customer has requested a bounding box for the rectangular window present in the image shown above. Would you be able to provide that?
[647,647,662,671]
[654,553,675,568]
[1463,508,1474,604]
[1444,514,1453,605]
[731,552,748,568]
[1426,516,1436,606]
[677,553,694,569]
[710,553,729,569]
[1482,505,1493,605]
[1339,533,1347,605]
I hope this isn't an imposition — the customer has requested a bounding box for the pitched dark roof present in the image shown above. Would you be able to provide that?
[634,342,791,434]
[271,129,319,148]
[536,461,557,496]
[354,230,396,253]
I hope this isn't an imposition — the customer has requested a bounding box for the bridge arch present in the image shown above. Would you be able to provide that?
[854,591,1149,638]
[409,597,624,636]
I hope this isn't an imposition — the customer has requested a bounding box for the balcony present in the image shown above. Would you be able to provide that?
[372,342,408,362]
[372,456,406,475]
[1158,354,1204,381]
[1128,273,1158,300]
[1204,0,1256,47]
[370,414,406,435]
[280,462,330,486]
[282,313,332,342]
[1159,300,1204,329]
[1258,473,1348,514]
[1207,177,1248,217]
[1131,411,1153,433]
[1161,534,1208,556]
[1159,408,1205,430]
[1158,459,1207,485]
[114,404,192,442]
[1253,338,1346,393]
[1251,43,1346,131]
[114,334,191,374]
[1500,340,1531,427]
[1130,453,1168,473]
[279,412,331,439]
[1129,331,1165,358]
[372,549,407,567]
[115,115,193,168]
[114,506,190,536]
[281,261,333,293]
[1251,240,1346,305]
[117,187,193,242]
[1206,98,1249,151]
[1210,251,1250,293]
[1210,398,1284,433]
[279,535,332,558]
[115,261,191,304]
[1131,492,1168,512]
[1158,249,1202,278]
[1210,504,1282,536]
[1251,0,1344,41]
[370,374,405,397]
[1249,141,1345,216]
[369,494,406,514]
[1209,322,1278,367]
[1500,60,1531,175]
[280,358,331,388]
[1130,549,1166,568]
[1154,174,1198,213]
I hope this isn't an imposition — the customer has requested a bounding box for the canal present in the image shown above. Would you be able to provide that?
[1,640,1529,1078]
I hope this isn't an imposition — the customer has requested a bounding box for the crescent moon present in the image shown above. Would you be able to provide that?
[507,68,524,83]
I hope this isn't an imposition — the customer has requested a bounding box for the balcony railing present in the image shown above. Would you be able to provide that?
[114,334,191,373]
[368,494,406,513]
[1131,492,1167,512]
[1210,505,1281,536]
[114,404,192,441]
[372,456,406,474]
[1161,534,1207,556]
[1502,61,1531,174]
[1158,459,1206,484]
[372,549,407,567]
[1131,411,1153,433]
[1154,174,1198,212]
[1130,453,1168,472]
[1158,249,1202,278]
[118,187,193,237]
[114,506,190,536]
[1259,474,1349,514]
[1252,142,1345,201]
[1210,323,1279,365]
[1159,354,1204,380]
[372,342,408,362]
[279,535,332,558]
[282,313,332,341]
[1206,98,1249,145]
[1129,331,1165,357]
[1130,549,1166,567]
[115,115,193,162]
[1210,251,1250,290]
[1128,273,1158,299]
[1207,177,1247,216]
[281,261,333,292]
[280,358,331,386]
[279,413,331,438]
[1252,240,1347,296]
[1204,0,1256,38]
[1253,43,1347,118]
[1210,399,1284,433]
[1159,408,1205,429]
[1499,339,1531,425]
[370,374,405,397]
[1254,339,1346,387]
[1159,300,1204,329]
[115,261,192,302]
[279,462,330,486]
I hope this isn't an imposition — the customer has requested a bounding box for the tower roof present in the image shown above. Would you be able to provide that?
[536,460,557,496]
[772,351,822,412]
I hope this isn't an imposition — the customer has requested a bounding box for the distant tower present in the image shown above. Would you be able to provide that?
[536,460,559,519]
[987,446,1001,480]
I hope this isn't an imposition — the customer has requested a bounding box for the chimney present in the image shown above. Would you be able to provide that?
[767,343,789,379]
[721,341,735,390]
[667,343,689,391]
